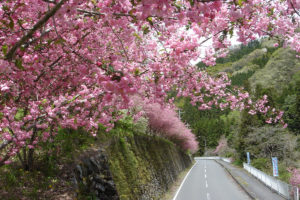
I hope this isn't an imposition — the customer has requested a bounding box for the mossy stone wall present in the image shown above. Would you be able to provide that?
[73,134,192,200]
[108,135,192,200]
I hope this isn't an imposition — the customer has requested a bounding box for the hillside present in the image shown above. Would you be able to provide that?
[181,39,300,184]
[206,39,300,91]
[249,48,300,91]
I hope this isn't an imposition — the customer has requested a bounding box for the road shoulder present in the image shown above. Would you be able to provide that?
[215,160,286,200]
[161,161,196,200]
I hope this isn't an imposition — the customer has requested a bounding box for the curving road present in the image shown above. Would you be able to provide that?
[173,159,250,200]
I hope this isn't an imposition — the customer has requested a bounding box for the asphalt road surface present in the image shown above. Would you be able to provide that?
[173,160,250,200]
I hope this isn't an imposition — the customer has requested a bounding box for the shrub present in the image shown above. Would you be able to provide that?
[143,103,198,153]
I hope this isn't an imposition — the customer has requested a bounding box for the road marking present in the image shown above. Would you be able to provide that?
[206,180,208,188]
[205,174,207,179]
[172,161,198,200]
[205,168,206,173]
[207,193,211,200]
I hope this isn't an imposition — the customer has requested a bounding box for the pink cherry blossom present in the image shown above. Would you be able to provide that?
[0,0,297,166]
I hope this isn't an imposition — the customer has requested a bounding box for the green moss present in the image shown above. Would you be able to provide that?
[107,135,185,200]
[108,136,149,200]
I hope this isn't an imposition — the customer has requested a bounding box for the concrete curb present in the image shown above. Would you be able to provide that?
[215,160,255,200]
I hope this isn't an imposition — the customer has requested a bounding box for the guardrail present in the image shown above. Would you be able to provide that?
[194,156,232,163]
[243,163,299,200]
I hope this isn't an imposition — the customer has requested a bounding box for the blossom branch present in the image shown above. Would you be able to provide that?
[5,0,67,61]
[290,0,300,17]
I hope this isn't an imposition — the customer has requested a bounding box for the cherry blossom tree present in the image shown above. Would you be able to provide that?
[0,0,299,168]
[213,136,227,154]
[142,102,198,153]
[288,168,300,187]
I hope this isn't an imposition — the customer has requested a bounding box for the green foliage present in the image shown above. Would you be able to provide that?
[4,168,18,187]
[178,98,229,154]
[278,163,291,183]
[252,53,270,69]
[249,48,300,92]
[0,165,58,199]
[232,158,243,167]
[250,158,291,183]
[194,39,300,185]
[244,126,294,160]
[231,70,255,86]
[41,128,96,162]
[205,62,233,75]
[216,40,262,64]
[282,81,300,134]
[205,47,270,79]
[234,109,261,161]
[251,158,271,171]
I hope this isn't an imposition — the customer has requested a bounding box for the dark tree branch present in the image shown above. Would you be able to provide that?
[76,9,134,17]
[5,0,67,61]
[42,0,57,4]
[290,0,300,17]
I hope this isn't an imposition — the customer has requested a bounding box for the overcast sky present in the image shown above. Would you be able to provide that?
[190,31,242,65]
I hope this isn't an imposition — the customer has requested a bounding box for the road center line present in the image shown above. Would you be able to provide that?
[205,174,207,179]
[206,180,208,188]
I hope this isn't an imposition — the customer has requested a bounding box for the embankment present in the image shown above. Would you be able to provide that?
[72,134,192,200]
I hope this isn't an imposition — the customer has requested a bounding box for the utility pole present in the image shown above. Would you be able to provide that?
[178,109,184,121]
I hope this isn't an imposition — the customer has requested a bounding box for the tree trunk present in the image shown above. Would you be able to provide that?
[18,127,37,171]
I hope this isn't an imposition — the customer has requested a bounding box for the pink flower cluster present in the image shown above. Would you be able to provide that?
[143,103,198,153]
[0,0,299,166]
[288,168,300,187]
[213,138,227,154]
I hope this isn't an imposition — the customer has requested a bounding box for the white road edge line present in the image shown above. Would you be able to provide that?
[207,193,211,200]
[172,161,198,200]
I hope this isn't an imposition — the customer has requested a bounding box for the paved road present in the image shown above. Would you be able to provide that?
[174,160,250,200]
[218,160,285,200]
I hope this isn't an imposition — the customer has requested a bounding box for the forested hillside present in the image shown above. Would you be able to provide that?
[180,38,300,184]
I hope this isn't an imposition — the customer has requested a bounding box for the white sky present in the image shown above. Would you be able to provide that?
[190,32,242,65]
